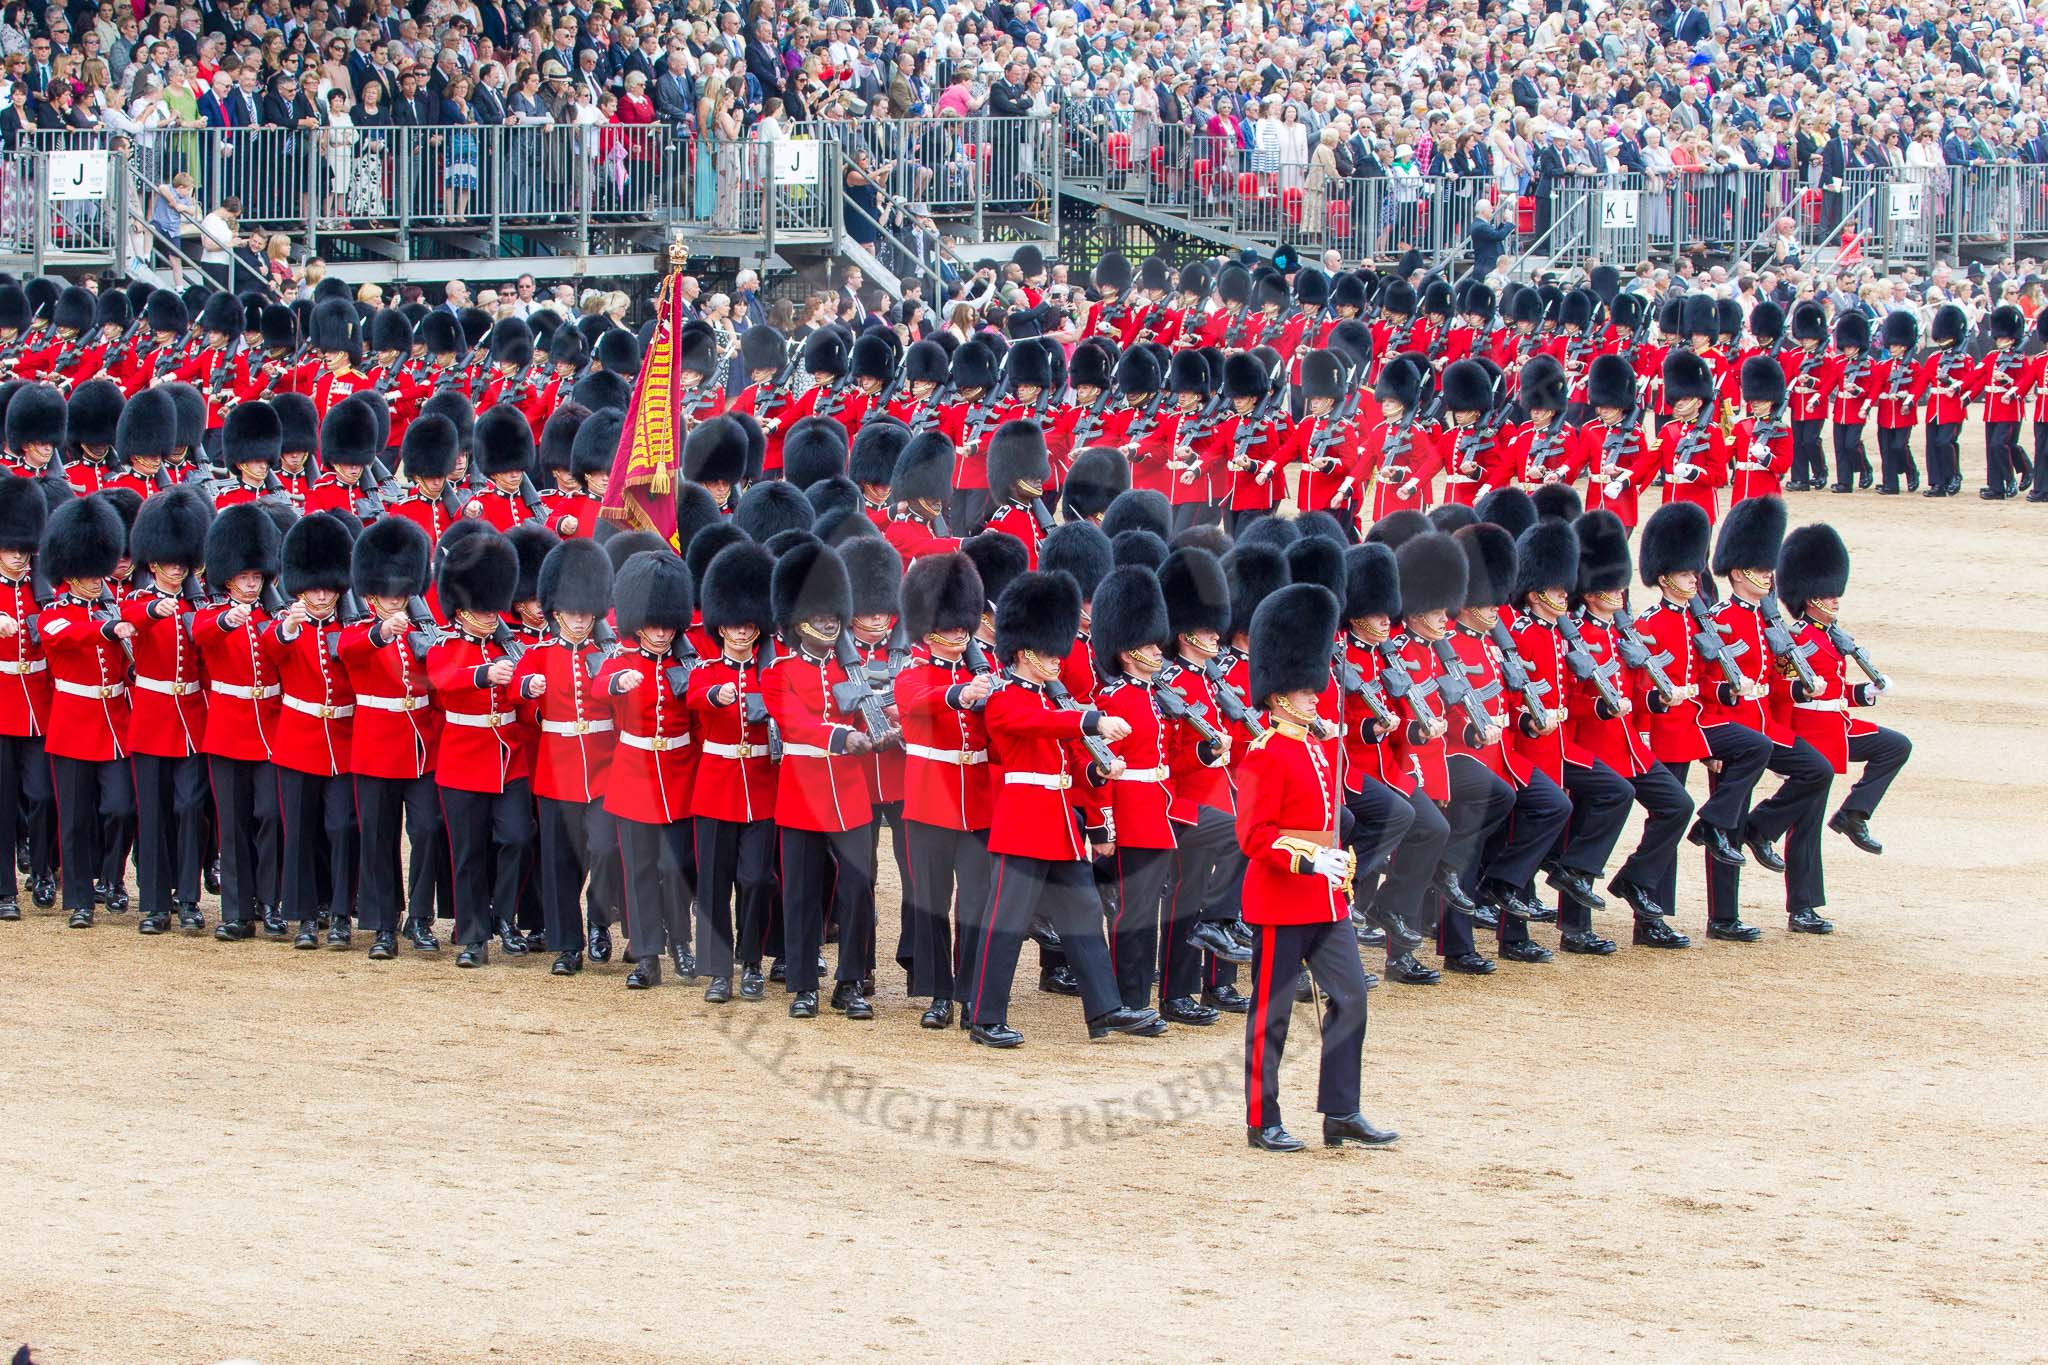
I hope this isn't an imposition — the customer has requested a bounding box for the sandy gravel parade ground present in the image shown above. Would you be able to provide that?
[3,469,2046,1363]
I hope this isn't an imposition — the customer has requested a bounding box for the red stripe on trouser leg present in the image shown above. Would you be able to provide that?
[1246,923,1276,1128]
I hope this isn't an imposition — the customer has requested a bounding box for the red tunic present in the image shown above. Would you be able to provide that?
[1576,418,1659,527]
[1655,415,1727,524]
[194,603,280,761]
[1565,612,1653,778]
[1158,660,1233,819]
[119,586,204,757]
[892,649,990,832]
[596,648,692,823]
[762,645,871,833]
[1094,677,1174,849]
[0,573,50,739]
[337,618,439,780]
[1768,617,1880,773]
[1692,597,1792,744]
[261,615,356,777]
[983,677,1102,861]
[1234,722,1345,927]
[685,652,777,824]
[36,598,130,761]
[427,628,530,793]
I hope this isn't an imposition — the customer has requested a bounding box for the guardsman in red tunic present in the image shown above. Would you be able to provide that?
[218,304,304,422]
[840,537,910,984]
[340,517,445,960]
[1286,352,1360,518]
[728,325,795,472]
[1871,309,1924,494]
[64,379,123,494]
[109,289,184,397]
[1499,354,1574,492]
[1368,280,1427,383]
[271,392,322,511]
[1222,354,1293,536]
[1694,496,1835,936]
[0,479,52,921]
[197,503,286,939]
[1539,289,1602,415]
[1089,567,1184,1015]
[849,419,910,530]
[1344,356,1441,528]
[1577,355,1659,528]
[122,487,212,935]
[1727,355,1791,506]
[1146,264,1206,352]
[936,337,1000,529]
[1163,355,1236,533]
[1080,251,1138,350]
[211,400,287,510]
[893,551,998,1030]
[264,513,360,949]
[1569,511,1694,949]
[981,418,1051,562]
[1045,341,1115,474]
[968,569,1161,1048]
[1973,304,2034,500]
[2030,310,2048,504]
[763,542,883,1019]
[305,393,386,522]
[385,412,465,552]
[1236,582,1395,1154]
[169,293,243,448]
[1130,351,1200,504]
[460,405,545,531]
[429,530,541,968]
[1773,523,1911,881]
[46,285,116,391]
[1780,302,1832,489]
[1189,265,1246,350]
[587,551,693,990]
[883,432,962,564]
[1656,350,1727,524]
[1,383,70,484]
[687,541,781,1003]
[471,316,534,416]
[1917,303,1972,497]
[1434,359,1510,509]
[535,405,601,539]
[36,495,136,930]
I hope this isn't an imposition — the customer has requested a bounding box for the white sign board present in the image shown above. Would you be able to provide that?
[1600,190,1638,231]
[773,141,821,187]
[1889,182,1924,223]
[48,150,109,202]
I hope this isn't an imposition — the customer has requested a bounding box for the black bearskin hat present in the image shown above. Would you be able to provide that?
[0,476,44,553]
[1612,293,1643,331]
[1715,297,1744,341]
[1589,265,1620,303]
[1113,529,1167,572]
[1740,354,1787,406]
[1575,509,1632,596]
[1285,535,1344,602]
[771,538,851,631]
[419,390,475,450]
[674,482,724,554]
[1069,339,1115,392]
[474,405,535,478]
[507,521,559,603]
[1514,519,1579,601]
[890,431,954,505]
[699,540,774,631]
[683,521,746,591]
[1006,337,1056,390]
[437,526,517,616]
[1509,287,1544,329]
[1680,293,1718,340]
[961,530,1029,613]
[740,325,787,375]
[368,308,412,357]
[4,383,64,450]
[676,324,718,381]
[1222,352,1268,402]
[115,385,177,460]
[1090,566,1170,678]
[1474,486,1535,539]
[1396,530,1467,617]
[895,339,946,389]
[1788,301,1827,344]
[1116,346,1164,396]
[597,330,641,374]
[1929,303,1968,347]
[1455,523,1516,609]
[1441,358,1494,414]
[402,413,461,481]
[850,418,911,488]
[1588,353,1637,411]
[1638,500,1711,586]
[1366,508,1432,549]
[995,569,1080,664]
[1224,543,1288,640]
[1214,264,1251,307]
[840,534,902,617]
[1711,493,1787,577]
[204,500,283,587]
[1560,290,1594,332]
[1249,583,1339,704]
[683,414,753,486]
[949,338,998,391]
[1331,274,1368,314]
[800,327,848,379]
[1381,280,1418,317]
[606,530,671,574]
[417,311,459,355]
[311,298,361,361]
[987,419,1050,494]
[572,370,632,413]
[67,379,122,449]
[143,288,187,336]
[538,537,612,617]
[1059,447,1129,522]
[1750,300,1785,344]
[1294,266,1329,309]
[736,479,814,543]
[1092,251,1133,295]
[538,402,589,475]
[1038,520,1114,604]
[94,288,132,332]
[1662,349,1715,403]
[1160,546,1228,640]
[1166,350,1212,398]
[1532,483,1582,524]
[1880,310,1919,352]
[572,407,623,480]
[41,493,124,582]
[1344,542,1401,620]
[1295,510,1347,547]
[1430,503,1478,534]
[1777,523,1850,614]
[352,514,432,599]
[850,331,897,384]
[53,285,95,335]
[282,511,356,596]
[320,394,380,469]
[199,291,242,338]
[1989,304,2024,343]
[130,484,209,570]
[780,415,847,490]
[223,400,282,469]
[901,551,983,640]
[1518,354,1568,413]
[1834,311,1870,352]
[613,549,693,635]
[1302,350,1346,403]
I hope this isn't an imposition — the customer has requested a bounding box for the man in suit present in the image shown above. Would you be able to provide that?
[987,60,1032,212]
[1468,196,1516,281]
[746,19,784,103]
[23,35,53,96]
[262,70,318,227]
[734,271,769,331]
[654,51,694,126]
[1673,0,1713,44]
[390,68,437,219]
[1821,124,1853,236]
[840,268,866,327]
[1510,62,1541,115]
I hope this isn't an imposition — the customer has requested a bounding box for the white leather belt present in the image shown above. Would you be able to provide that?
[1004,771,1072,789]
[781,742,832,759]
[701,739,765,759]
[356,693,430,712]
[55,680,125,699]
[211,681,279,700]
[283,694,354,719]
[904,742,987,765]
[444,710,512,729]
[1112,764,1169,782]
[0,659,45,675]
[618,731,689,752]
[540,717,613,735]
[134,675,199,696]
[1794,699,1847,712]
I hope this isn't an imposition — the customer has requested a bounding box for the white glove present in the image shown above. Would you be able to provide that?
[1309,847,1350,887]
[1673,463,1702,483]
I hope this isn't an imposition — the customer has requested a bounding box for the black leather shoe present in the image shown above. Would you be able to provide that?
[1246,1124,1305,1153]
[1921,485,1944,498]
[2030,491,2048,504]
[202,860,222,896]
[921,998,953,1029]
[1706,919,1763,943]
[214,919,254,941]
[1829,482,1852,493]
[1905,469,1920,491]
[1384,951,1441,985]
[1609,879,1670,920]
[1633,917,1690,949]
[1483,879,1553,923]
[586,924,612,962]
[1559,929,1618,955]
[1877,485,1900,496]
[138,910,169,935]
[1188,920,1252,963]
[703,975,732,1002]
[1366,905,1424,951]
[1499,939,1553,964]
[369,931,397,960]
[456,943,488,968]
[1859,470,1873,490]
[102,883,130,913]
[1027,913,1062,948]
[1544,866,1606,911]
[1160,995,1220,1025]
[739,966,766,1001]
[1462,900,1500,931]
[1443,951,1496,975]
[971,1021,1023,1048]
[91,880,110,908]
[1787,907,1835,935]
[768,958,787,983]
[788,990,819,1019]
[1688,819,1746,866]
[262,904,287,938]
[1354,924,1386,949]
[1435,867,1481,916]
[402,917,440,952]
[520,930,549,953]
[1294,972,1315,1003]
[176,902,204,933]
[327,918,352,948]
[497,921,529,955]
[552,950,584,976]
[30,875,55,909]
[626,957,660,989]
[1038,964,1081,996]
[1088,1006,1168,1039]
[1743,826,1787,873]
[1322,1112,1398,1147]
[831,982,875,1019]
[1829,808,1882,854]
[672,948,697,979]
[67,906,92,928]
[1202,984,1251,1013]
[0,898,16,921]
[1980,487,2010,500]
[1228,919,1253,947]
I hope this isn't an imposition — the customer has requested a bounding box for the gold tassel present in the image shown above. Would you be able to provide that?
[649,461,672,495]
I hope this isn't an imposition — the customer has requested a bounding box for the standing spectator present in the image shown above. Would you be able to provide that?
[319,87,355,227]
[197,194,242,290]
[441,74,480,222]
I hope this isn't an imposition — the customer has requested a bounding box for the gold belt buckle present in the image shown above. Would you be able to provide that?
[97,685,114,699]
[651,736,669,752]
[319,704,335,719]
[737,742,753,758]
[574,719,590,735]
[1057,774,1071,790]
